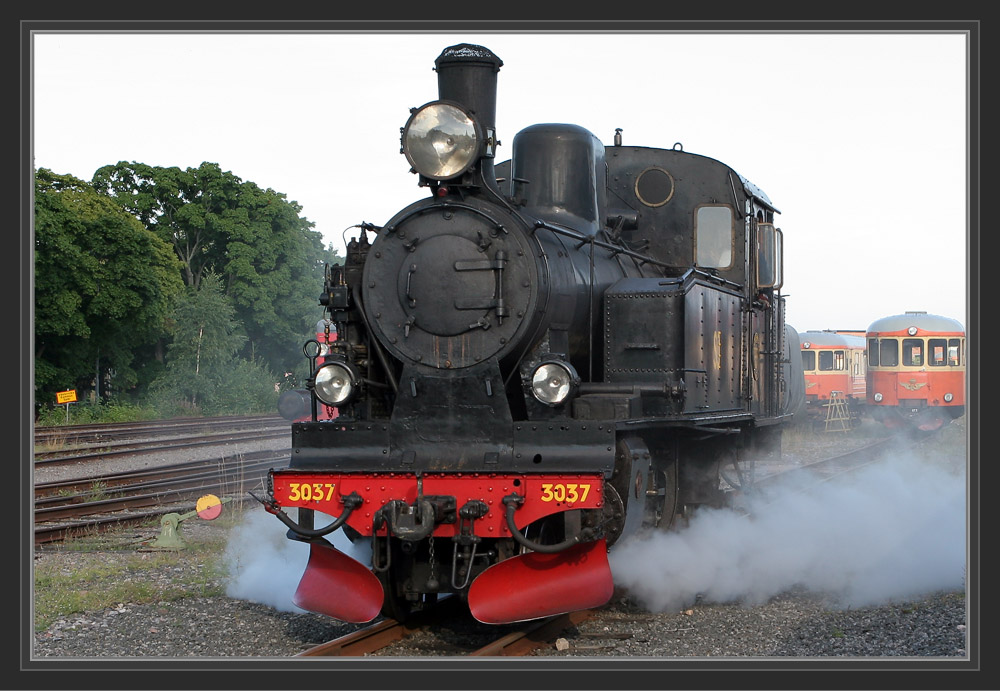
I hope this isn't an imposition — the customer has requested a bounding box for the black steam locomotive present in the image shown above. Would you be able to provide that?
[255,43,803,625]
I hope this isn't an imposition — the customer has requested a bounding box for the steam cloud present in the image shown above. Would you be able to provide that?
[224,508,372,612]
[223,448,965,616]
[608,449,966,613]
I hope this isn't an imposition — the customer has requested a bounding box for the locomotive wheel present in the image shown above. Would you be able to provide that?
[718,446,755,494]
[649,461,680,531]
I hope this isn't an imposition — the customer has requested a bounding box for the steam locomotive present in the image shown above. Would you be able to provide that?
[255,43,802,625]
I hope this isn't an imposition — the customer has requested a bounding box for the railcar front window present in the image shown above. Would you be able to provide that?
[868,338,879,366]
[948,339,961,366]
[818,350,846,371]
[818,351,831,371]
[879,339,898,367]
[903,338,924,367]
[695,205,733,269]
[801,351,816,371]
[929,338,947,366]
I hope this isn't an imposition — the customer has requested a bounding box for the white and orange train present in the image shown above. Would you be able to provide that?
[799,311,966,432]
[798,330,867,423]
[865,311,966,432]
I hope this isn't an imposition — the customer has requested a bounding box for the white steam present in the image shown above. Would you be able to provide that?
[609,450,966,613]
[223,508,372,612]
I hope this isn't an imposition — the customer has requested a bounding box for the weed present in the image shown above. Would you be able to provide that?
[85,481,111,503]
[33,537,231,633]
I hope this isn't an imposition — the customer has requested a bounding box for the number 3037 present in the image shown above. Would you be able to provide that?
[539,483,590,504]
[286,483,336,502]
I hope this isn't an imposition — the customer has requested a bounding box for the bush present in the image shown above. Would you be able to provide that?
[146,357,280,418]
[35,400,159,426]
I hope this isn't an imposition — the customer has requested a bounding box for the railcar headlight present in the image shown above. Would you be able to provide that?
[944,393,953,402]
[402,101,481,180]
[874,392,883,402]
[313,361,357,406]
[530,361,579,406]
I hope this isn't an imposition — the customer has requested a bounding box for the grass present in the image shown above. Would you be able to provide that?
[32,507,248,633]
[36,402,162,427]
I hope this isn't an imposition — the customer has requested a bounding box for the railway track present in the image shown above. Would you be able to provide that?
[34,417,290,467]
[296,600,595,657]
[34,414,285,446]
[32,417,292,545]
[32,454,288,544]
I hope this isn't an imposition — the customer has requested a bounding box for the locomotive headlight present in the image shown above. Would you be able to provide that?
[944,393,954,402]
[874,392,883,402]
[402,101,481,180]
[530,361,579,406]
[313,361,357,406]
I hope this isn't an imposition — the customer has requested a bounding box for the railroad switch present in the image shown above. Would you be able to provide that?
[142,494,231,551]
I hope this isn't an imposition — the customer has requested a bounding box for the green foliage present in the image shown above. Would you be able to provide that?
[91,161,328,375]
[33,168,184,403]
[147,273,279,416]
[36,401,160,427]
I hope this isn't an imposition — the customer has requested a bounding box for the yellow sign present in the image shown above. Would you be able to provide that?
[56,389,77,404]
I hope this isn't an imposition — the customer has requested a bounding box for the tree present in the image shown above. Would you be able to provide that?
[91,161,328,375]
[150,272,277,415]
[34,168,184,403]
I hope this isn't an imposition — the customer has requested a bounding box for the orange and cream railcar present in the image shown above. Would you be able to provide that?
[866,311,965,432]
[799,331,867,420]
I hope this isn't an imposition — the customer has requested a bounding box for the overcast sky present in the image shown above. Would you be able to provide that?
[31,30,971,334]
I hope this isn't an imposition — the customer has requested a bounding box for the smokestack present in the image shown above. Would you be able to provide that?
[434,44,503,191]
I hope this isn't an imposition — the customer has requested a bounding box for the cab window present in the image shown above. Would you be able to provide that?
[695,205,733,269]
[948,339,961,366]
[818,350,846,371]
[868,338,879,366]
[801,350,816,371]
[878,339,898,367]
[929,338,947,366]
[756,222,776,287]
[903,338,924,367]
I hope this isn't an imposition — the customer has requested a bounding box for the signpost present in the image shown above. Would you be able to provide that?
[55,389,77,423]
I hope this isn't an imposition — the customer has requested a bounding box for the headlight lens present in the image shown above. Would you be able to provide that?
[530,362,578,406]
[944,393,953,402]
[402,102,480,180]
[314,362,355,406]
[874,392,883,402]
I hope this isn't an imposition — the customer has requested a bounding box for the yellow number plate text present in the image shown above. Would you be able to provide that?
[286,482,337,502]
[539,483,591,504]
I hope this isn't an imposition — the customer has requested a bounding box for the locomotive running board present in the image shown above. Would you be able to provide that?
[293,539,384,623]
[467,538,614,624]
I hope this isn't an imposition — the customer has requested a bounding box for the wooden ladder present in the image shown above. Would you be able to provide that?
[824,391,852,432]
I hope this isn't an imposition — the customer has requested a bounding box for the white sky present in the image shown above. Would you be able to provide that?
[31,31,970,334]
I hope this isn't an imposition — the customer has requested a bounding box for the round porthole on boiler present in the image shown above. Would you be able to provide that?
[635,166,675,207]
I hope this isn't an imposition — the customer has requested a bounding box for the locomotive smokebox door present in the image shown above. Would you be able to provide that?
[363,201,537,370]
